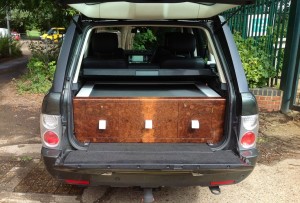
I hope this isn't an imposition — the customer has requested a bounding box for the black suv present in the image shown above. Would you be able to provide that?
[40,0,258,198]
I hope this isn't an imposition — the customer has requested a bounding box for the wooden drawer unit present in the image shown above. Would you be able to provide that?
[73,97,226,143]
[178,100,226,143]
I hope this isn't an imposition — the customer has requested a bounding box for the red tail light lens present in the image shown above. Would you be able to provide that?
[241,131,256,148]
[210,180,235,186]
[65,179,90,185]
[43,131,59,147]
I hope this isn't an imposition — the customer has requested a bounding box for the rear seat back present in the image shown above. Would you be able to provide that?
[160,32,205,69]
[82,32,127,69]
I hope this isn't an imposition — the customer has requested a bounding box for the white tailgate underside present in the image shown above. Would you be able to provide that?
[69,2,237,19]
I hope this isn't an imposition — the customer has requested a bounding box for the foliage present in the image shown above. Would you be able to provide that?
[26,30,41,38]
[0,0,78,33]
[15,41,60,93]
[222,0,290,87]
[0,37,22,59]
[16,59,56,93]
[234,32,276,88]
[133,29,157,51]
[20,156,33,162]
[29,41,60,63]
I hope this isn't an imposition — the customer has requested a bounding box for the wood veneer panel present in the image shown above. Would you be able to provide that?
[73,97,226,143]
[118,100,178,142]
[178,99,226,143]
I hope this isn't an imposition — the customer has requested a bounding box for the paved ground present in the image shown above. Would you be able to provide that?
[0,46,300,202]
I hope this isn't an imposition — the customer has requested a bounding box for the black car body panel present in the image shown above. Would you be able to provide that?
[53,15,80,93]
[42,145,256,187]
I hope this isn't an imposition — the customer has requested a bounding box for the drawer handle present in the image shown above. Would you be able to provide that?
[191,120,200,129]
[99,120,106,130]
[145,120,153,129]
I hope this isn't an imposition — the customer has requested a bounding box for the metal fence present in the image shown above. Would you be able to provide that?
[223,0,291,86]
[296,76,300,106]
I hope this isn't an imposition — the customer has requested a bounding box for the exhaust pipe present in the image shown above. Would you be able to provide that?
[209,186,221,195]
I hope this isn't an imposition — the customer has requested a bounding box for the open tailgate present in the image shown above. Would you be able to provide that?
[58,0,255,19]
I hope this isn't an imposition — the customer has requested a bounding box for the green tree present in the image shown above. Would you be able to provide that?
[234,32,276,88]
[133,29,157,51]
[0,0,77,33]
[15,41,61,93]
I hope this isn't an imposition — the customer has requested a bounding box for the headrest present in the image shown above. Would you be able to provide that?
[91,32,118,53]
[165,33,196,53]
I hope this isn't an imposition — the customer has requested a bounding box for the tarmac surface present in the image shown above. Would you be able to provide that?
[0,45,300,202]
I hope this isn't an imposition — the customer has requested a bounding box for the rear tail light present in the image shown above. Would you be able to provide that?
[242,115,258,130]
[240,131,256,148]
[43,131,60,147]
[40,114,62,149]
[239,114,258,149]
[42,115,59,129]
[210,180,235,186]
[65,179,90,185]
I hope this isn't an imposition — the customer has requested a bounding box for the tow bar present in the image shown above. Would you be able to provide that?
[143,188,155,203]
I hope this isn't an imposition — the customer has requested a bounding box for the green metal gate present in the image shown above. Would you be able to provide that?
[284,1,300,111]
[278,0,300,112]
[291,72,300,110]
[223,0,291,86]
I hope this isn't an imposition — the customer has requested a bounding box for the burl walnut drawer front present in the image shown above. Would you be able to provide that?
[118,100,178,142]
[178,100,226,143]
[73,98,225,143]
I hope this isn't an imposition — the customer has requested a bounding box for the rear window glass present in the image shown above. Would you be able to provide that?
[85,26,209,62]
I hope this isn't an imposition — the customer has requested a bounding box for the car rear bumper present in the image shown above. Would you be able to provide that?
[42,143,257,187]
